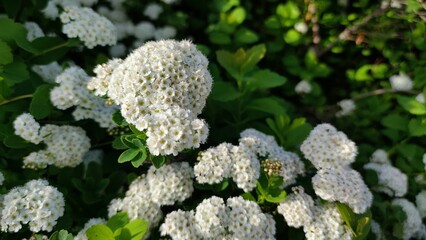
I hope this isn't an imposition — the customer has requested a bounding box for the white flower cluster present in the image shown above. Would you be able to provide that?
[60,6,117,48]
[143,3,163,20]
[278,187,352,240]
[24,22,44,41]
[295,80,312,94]
[370,149,391,164]
[301,123,357,169]
[88,40,213,156]
[364,160,407,197]
[75,218,106,240]
[50,66,118,129]
[416,191,426,218]
[389,73,413,91]
[0,172,4,186]
[42,0,98,19]
[160,196,276,240]
[14,113,91,169]
[0,179,64,233]
[416,93,425,103]
[32,61,62,83]
[13,113,42,144]
[312,168,372,213]
[392,198,422,240]
[335,99,356,117]
[108,162,193,231]
[195,128,305,192]
[301,124,372,214]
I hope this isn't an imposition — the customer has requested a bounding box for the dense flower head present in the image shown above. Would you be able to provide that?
[13,113,42,144]
[89,40,213,156]
[304,203,353,240]
[108,175,163,229]
[300,123,357,169]
[32,62,62,83]
[160,196,275,240]
[277,186,315,228]
[60,6,117,48]
[75,218,106,240]
[147,162,194,205]
[392,198,422,240]
[416,191,426,218]
[335,99,356,117]
[0,179,65,233]
[194,128,305,192]
[364,162,408,197]
[51,66,118,129]
[390,73,413,91]
[312,168,373,214]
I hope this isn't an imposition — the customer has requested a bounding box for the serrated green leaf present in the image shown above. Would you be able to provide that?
[246,69,287,89]
[107,212,129,232]
[86,225,114,240]
[0,40,13,65]
[30,84,53,119]
[118,149,140,163]
[397,96,426,115]
[210,81,242,102]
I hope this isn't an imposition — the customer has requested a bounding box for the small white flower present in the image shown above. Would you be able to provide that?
[390,73,413,91]
[295,80,312,94]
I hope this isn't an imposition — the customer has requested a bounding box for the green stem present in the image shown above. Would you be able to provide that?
[27,42,70,61]
[0,94,33,106]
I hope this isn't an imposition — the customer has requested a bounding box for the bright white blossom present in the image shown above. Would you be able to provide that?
[300,123,357,169]
[60,6,117,48]
[75,218,106,240]
[51,66,118,129]
[416,191,426,218]
[147,162,194,206]
[392,198,422,240]
[0,179,64,233]
[89,40,213,156]
[195,128,305,192]
[294,22,308,34]
[370,149,390,164]
[312,168,372,214]
[364,162,408,197]
[416,93,425,103]
[389,73,413,91]
[278,186,314,228]
[32,62,62,83]
[24,22,44,41]
[143,3,163,20]
[160,196,275,239]
[336,99,356,117]
[13,113,42,144]
[295,80,312,94]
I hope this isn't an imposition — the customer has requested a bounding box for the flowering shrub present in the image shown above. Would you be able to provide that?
[0,0,426,239]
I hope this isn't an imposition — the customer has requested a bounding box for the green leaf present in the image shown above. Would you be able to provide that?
[216,50,240,79]
[397,96,426,115]
[30,37,70,64]
[381,114,409,132]
[107,212,130,232]
[131,151,147,168]
[265,189,287,203]
[118,149,140,163]
[0,18,39,53]
[0,40,13,65]
[2,0,23,19]
[408,118,426,136]
[30,84,54,119]
[246,69,287,89]
[57,230,74,240]
[241,44,266,73]
[210,81,242,101]
[123,219,149,240]
[120,135,138,149]
[247,97,287,115]
[392,222,404,239]
[2,58,29,86]
[112,137,128,150]
[112,111,126,126]
[86,225,114,240]
[277,2,300,23]
[286,123,312,149]
[234,28,259,44]
[226,7,246,25]
[3,135,30,148]
[209,31,232,45]
[151,156,167,168]
[284,29,301,44]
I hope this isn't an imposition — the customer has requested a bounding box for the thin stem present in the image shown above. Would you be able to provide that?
[91,141,112,149]
[27,42,70,61]
[353,89,419,101]
[0,94,33,106]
